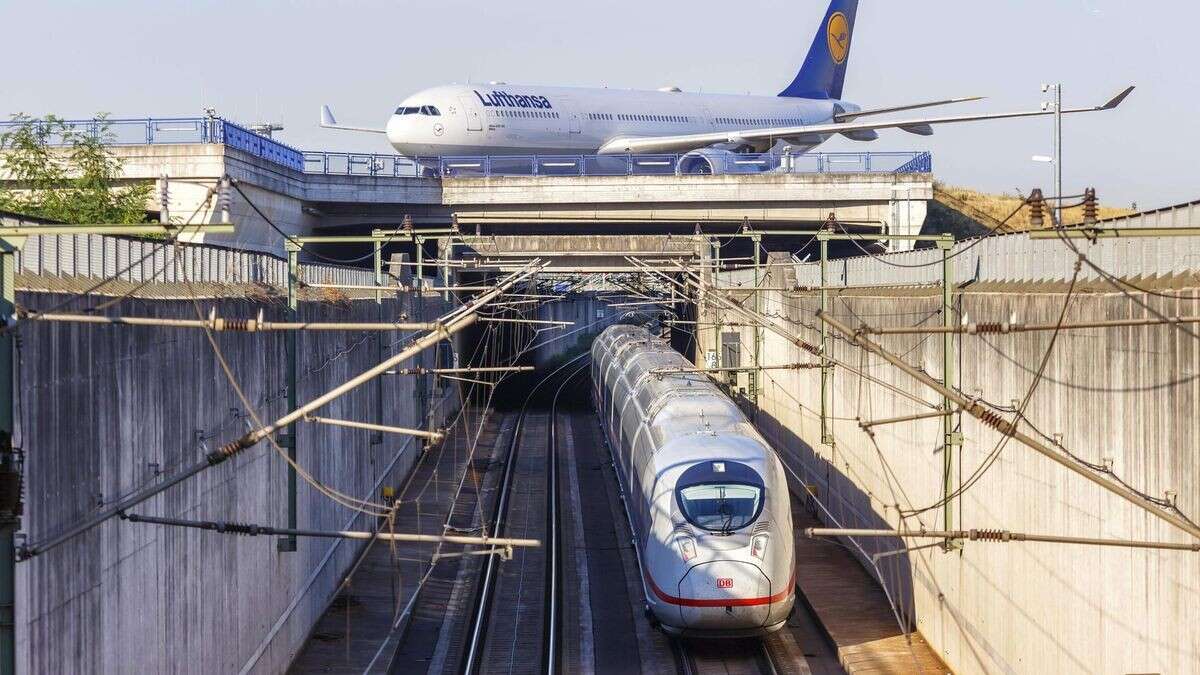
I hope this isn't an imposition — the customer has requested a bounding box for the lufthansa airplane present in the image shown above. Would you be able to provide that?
[320,0,1132,173]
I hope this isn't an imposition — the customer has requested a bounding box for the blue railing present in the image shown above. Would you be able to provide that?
[424,151,931,177]
[0,116,305,173]
[0,116,931,179]
[0,116,224,146]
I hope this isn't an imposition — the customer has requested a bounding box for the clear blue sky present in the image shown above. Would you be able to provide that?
[3,0,1194,209]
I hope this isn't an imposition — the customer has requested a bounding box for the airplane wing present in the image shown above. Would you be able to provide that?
[833,96,985,122]
[596,86,1134,155]
[319,105,387,134]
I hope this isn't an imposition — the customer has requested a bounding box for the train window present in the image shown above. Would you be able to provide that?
[675,460,765,533]
[678,484,762,533]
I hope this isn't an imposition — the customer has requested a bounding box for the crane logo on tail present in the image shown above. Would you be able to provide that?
[827,11,850,64]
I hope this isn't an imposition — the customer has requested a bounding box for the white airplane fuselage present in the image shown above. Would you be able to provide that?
[385,84,855,157]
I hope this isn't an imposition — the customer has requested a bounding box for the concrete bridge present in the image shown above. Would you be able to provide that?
[2,141,931,256]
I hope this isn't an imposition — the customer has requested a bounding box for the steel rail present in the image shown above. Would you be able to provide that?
[462,353,588,674]
[544,363,588,674]
[671,639,699,675]
[756,641,781,675]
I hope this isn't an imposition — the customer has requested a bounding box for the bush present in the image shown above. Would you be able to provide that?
[0,113,152,223]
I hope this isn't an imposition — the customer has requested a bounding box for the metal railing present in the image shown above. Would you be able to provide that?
[325,150,932,178]
[0,116,306,173]
[0,116,931,179]
[15,231,375,290]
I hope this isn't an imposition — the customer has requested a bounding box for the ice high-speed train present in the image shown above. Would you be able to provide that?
[591,325,794,637]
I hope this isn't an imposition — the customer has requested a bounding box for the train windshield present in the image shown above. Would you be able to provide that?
[677,483,762,533]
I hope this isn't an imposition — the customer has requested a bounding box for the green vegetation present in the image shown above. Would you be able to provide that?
[0,113,152,223]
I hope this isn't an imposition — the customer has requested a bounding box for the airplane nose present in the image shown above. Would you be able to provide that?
[386,115,417,154]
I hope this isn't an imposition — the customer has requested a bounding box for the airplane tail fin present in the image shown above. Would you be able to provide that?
[778,0,859,100]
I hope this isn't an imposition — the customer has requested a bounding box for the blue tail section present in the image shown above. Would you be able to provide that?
[778,0,859,100]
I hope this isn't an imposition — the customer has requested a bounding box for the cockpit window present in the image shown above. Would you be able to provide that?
[395,106,441,116]
[678,484,762,533]
[675,460,765,533]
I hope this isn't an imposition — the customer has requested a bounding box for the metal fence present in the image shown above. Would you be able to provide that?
[16,233,375,290]
[0,116,306,173]
[314,150,932,178]
[1,116,931,179]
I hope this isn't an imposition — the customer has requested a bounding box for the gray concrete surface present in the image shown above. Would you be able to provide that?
[698,236,1200,674]
[13,288,453,674]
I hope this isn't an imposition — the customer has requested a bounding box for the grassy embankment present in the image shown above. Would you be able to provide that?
[933,183,1134,233]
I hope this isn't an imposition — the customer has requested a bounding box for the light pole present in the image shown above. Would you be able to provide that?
[1041,83,1063,224]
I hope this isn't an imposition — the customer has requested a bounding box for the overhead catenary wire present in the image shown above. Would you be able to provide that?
[17,261,546,559]
[817,308,1200,541]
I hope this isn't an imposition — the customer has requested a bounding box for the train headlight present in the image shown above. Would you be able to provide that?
[677,536,698,562]
[750,534,769,561]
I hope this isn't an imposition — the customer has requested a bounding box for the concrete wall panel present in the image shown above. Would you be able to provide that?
[699,271,1200,674]
[14,292,450,674]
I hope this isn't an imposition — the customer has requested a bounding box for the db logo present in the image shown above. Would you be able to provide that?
[717,578,734,589]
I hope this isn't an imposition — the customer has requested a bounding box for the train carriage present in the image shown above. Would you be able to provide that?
[591,325,795,637]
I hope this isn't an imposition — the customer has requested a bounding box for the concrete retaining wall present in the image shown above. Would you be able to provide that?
[14,291,451,674]
[699,272,1200,673]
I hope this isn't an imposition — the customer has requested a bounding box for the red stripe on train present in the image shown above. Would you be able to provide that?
[643,565,796,608]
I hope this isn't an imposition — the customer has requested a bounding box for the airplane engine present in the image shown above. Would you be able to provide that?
[681,147,782,174]
[677,148,746,175]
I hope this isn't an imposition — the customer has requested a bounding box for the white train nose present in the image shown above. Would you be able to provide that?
[677,561,772,630]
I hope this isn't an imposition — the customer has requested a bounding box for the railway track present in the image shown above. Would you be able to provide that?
[672,637,782,675]
[461,356,588,675]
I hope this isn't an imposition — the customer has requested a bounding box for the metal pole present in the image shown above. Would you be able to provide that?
[0,238,20,674]
[818,234,832,445]
[440,237,450,302]
[279,243,300,552]
[414,236,428,442]
[804,527,1200,552]
[711,236,722,367]
[372,232,385,449]
[862,315,1200,335]
[938,236,959,540]
[751,234,762,406]
[121,512,540,549]
[305,416,443,442]
[859,410,951,431]
[1055,83,1063,226]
